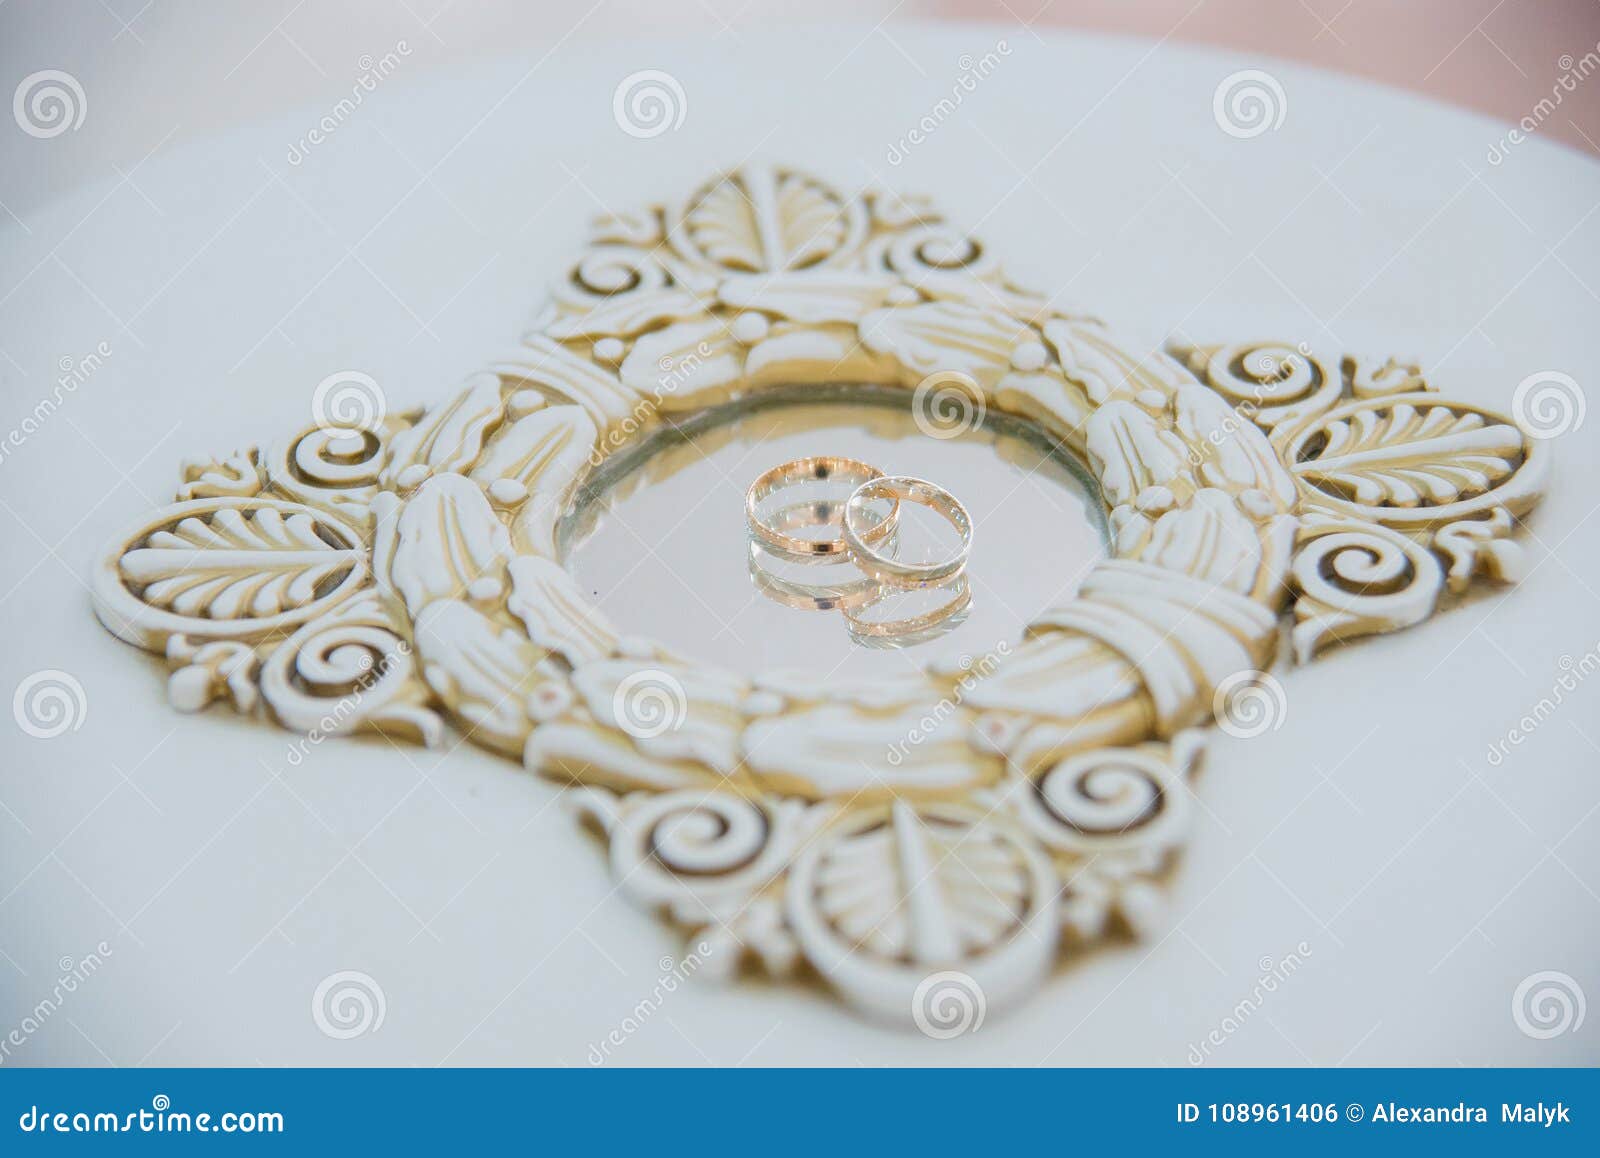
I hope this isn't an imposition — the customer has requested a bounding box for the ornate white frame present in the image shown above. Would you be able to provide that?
[91,165,1548,1026]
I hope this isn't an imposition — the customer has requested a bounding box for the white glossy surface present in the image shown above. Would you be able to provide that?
[1,26,1596,1065]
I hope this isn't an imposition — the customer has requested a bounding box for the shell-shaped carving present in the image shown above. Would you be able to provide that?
[122,507,356,620]
[380,474,513,617]
[785,801,1059,1024]
[380,373,504,492]
[675,166,865,272]
[94,497,368,649]
[1292,401,1524,508]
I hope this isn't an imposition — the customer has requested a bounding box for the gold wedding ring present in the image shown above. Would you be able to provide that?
[842,475,972,587]
[745,457,899,558]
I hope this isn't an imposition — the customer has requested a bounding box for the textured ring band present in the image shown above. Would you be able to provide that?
[842,475,972,587]
[745,457,899,558]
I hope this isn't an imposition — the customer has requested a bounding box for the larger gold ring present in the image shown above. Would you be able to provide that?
[842,475,972,587]
[745,457,899,558]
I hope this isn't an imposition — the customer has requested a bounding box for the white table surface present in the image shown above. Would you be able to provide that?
[1,24,1597,1066]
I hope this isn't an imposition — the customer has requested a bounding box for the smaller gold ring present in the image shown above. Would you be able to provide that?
[843,475,972,587]
[843,574,972,639]
[746,457,898,558]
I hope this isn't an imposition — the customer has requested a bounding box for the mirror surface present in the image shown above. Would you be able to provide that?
[562,388,1108,677]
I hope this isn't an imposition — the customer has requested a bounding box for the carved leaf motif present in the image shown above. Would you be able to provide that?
[1046,321,1192,405]
[120,505,362,620]
[1294,403,1523,507]
[380,373,503,491]
[618,318,744,405]
[741,702,1001,799]
[468,405,597,557]
[495,337,641,427]
[506,556,618,666]
[1172,382,1298,509]
[545,288,702,341]
[385,474,513,616]
[1083,400,1190,507]
[744,324,901,389]
[413,599,565,755]
[859,300,1032,391]
[684,168,853,272]
[715,271,899,325]
[570,658,748,776]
